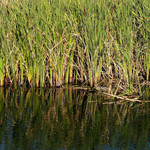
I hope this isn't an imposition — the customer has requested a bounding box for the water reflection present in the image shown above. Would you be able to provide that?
[0,87,150,150]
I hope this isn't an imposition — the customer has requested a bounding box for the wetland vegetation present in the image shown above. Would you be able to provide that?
[0,1,150,149]
[0,0,150,99]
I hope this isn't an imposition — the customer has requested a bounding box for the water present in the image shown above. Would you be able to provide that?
[0,87,150,150]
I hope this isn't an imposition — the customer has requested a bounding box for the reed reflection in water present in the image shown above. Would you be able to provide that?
[0,87,150,150]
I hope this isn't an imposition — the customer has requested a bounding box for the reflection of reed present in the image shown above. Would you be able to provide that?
[0,88,150,149]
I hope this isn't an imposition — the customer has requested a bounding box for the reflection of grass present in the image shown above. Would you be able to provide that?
[0,88,150,149]
[0,0,150,96]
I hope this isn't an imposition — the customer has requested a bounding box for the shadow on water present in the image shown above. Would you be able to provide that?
[0,87,150,150]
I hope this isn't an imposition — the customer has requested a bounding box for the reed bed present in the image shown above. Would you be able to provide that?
[0,0,150,96]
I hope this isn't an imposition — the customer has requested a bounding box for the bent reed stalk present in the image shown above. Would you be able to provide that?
[0,0,149,95]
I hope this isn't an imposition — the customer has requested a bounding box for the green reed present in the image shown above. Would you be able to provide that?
[0,0,149,96]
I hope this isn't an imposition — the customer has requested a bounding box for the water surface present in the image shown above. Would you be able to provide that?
[0,87,150,150]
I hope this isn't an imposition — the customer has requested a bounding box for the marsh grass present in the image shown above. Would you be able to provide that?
[0,0,150,96]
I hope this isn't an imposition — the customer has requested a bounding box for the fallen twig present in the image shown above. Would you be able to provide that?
[103,92,150,103]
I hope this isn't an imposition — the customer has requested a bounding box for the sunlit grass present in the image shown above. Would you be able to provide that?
[0,0,149,96]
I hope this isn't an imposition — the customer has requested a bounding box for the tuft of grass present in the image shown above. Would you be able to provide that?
[0,57,4,87]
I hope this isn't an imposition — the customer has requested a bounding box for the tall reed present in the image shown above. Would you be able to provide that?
[0,0,149,96]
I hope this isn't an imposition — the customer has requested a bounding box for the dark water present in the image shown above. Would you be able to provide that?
[0,87,150,150]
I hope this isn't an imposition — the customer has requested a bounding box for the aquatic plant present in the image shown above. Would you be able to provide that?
[0,0,149,96]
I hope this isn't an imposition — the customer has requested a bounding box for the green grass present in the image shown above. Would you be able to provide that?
[0,0,149,96]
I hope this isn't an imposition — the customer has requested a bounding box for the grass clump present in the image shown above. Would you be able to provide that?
[0,0,150,96]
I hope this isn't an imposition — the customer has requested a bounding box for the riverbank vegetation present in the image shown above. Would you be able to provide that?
[0,0,150,96]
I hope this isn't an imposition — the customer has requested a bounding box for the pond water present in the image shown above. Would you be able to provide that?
[0,87,150,150]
